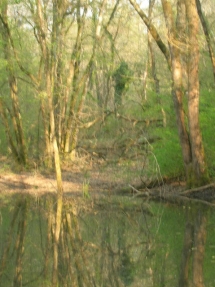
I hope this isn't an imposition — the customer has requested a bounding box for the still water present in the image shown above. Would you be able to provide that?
[0,193,214,287]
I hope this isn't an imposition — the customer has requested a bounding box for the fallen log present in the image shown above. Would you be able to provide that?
[129,183,215,207]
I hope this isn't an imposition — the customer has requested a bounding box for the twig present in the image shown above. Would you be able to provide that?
[129,184,150,198]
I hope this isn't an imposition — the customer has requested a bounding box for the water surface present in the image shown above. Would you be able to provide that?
[0,193,214,286]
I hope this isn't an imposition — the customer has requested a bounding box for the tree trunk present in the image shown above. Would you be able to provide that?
[63,1,86,153]
[195,0,215,84]
[185,0,208,186]
[130,0,209,187]
[129,0,171,68]
[148,0,160,95]
[161,0,193,179]
[0,4,27,165]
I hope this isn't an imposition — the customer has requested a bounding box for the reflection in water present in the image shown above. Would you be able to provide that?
[0,194,214,287]
[0,198,28,287]
[179,206,207,287]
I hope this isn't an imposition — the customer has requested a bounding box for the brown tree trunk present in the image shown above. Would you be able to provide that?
[185,0,208,186]
[161,0,192,179]
[130,0,209,187]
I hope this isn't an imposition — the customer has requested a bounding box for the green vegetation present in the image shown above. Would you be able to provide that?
[200,89,215,177]
[0,0,214,188]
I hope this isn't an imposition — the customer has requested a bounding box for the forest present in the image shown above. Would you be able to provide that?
[0,0,215,194]
[1,1,215,286]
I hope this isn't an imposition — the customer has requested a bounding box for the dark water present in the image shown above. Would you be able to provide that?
[0,193,214,287]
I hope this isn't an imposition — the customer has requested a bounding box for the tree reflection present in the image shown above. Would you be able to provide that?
[179,205,207,287]
[0,195,211,287]
[0,195,156,286]
[0,197,28,287]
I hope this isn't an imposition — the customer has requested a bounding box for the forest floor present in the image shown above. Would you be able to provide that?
[0,155,146,198]
[1,155,215,207]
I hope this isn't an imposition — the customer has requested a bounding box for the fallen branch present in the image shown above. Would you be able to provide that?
[130,183,215,207]
[115,112,162,127]
[180,183,215,196]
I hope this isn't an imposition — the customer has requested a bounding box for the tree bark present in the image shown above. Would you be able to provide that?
[161,0,193,178]
[185,0,208,186]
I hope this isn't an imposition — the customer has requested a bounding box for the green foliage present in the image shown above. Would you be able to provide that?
[0,125,8,154]
[8,0,23,4]
[0,59,7,70]
[82,179,90,199]
[0,0,214,184]
[113,61,133,105]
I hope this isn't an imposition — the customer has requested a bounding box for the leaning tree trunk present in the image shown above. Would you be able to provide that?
[195,0,215,84]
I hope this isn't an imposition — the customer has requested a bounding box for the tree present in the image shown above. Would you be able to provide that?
[129,0,209,187]
[0,1,27,165]
[195,0,215,84]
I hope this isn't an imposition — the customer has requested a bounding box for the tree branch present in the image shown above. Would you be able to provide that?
[128,0,171,68]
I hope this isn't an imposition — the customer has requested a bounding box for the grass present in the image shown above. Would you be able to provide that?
[200,89,215,178]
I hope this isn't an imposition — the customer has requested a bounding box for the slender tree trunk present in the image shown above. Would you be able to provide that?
[13,200,28,287]
[0,99,20,161]
[195,0,215,84]
[64,0,108,155]
[148,0,160,94]
[0,4,27,165]
[40,97,53,167]
[129,0,171,68]
[63,1,86,153]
